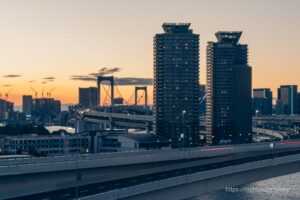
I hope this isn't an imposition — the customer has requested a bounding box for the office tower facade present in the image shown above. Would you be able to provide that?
[206,32,252,145]
[79,87,98,108]
[22,95,33,115]
[153,23,200,148]
[276,99,283,115]
[277,85,298,115]
[252,88,273,115]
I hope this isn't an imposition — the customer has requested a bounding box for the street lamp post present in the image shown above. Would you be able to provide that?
[75,139,81,200]
[182,110,186,149]
[270,141,275,159]
[187,125,192,173]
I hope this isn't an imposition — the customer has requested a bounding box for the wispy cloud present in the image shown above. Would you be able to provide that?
[114,78,153,85]
[43,77,55,81]
[70,67,120,82]
[70,75,152,85]
[2,84,12,87]
[98,67,121,75]
[70,67,152,85]
[70,75,97,81]
[3,74,22,78]
[29,80,36,83]
[88,67,121,77]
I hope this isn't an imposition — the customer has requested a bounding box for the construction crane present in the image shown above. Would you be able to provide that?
[41,88,45,98]
[30,87,38,98]
[47,87,56,98]
[5,88,13,100]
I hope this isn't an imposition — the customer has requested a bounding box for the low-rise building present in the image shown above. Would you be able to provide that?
[1,129,171,156]
[92,131,171,152]
[3,134,90,155]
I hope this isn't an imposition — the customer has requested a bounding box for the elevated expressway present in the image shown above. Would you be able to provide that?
[1,141,300,199]
[76,110,300,131]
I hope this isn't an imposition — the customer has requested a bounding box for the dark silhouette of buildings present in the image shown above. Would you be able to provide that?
[206,31,252,145]
[276,85,298,115]
[0,99,25,123]
[298,93,300,114]
[114,97,124,105]
[79,87,98,109]
[252,88,273,115]
[153,23,200,148]
[0,99,14,120]
[22,95,33,115]
[32,98,61,123]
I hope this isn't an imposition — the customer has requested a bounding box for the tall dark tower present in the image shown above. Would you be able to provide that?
[22,95,33,115]
[206,31,252,145]
[153,23,200,148]
[79,87,98,109]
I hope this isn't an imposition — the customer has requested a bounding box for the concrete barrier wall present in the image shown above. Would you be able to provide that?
[80,154,300,200]
[0,149,283,199]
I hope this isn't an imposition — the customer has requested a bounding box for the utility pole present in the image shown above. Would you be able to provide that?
[75,154,79,199]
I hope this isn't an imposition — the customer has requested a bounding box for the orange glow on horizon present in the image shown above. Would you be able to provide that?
[1,1,299,107]
[6,85,154,106]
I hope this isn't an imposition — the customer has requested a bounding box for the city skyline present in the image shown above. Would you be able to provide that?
[1,0,300,105]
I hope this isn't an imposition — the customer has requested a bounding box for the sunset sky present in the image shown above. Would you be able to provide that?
[0,0,299,106]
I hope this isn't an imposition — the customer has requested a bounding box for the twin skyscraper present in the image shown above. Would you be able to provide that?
[153,23,252,147]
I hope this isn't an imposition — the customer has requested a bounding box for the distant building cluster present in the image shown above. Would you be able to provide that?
[252,88,273,116]
[21,96,62,124]
[1,95,62,126]
[276,85,299,115]
[252,86,300,116]
[0,98,25,123]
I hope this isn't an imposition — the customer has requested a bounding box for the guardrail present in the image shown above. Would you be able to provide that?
[0,148,230,176]
[1,140,299,176]
[0,142,270,167]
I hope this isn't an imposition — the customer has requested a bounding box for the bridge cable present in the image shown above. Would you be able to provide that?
[126,91,135,105]
[114,84,131,105]
[101,83,111,106]
[137,95,144,105]
[200,94,206,104]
